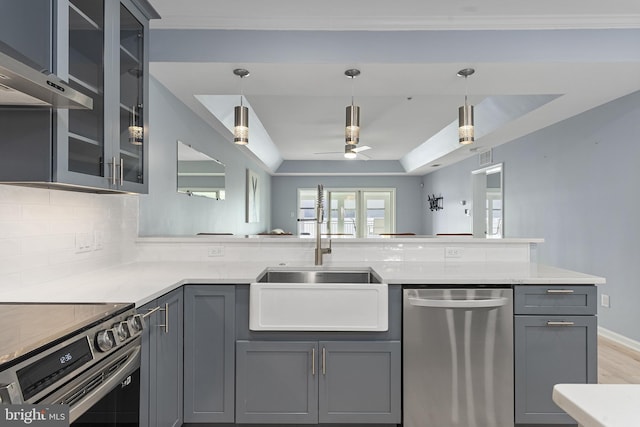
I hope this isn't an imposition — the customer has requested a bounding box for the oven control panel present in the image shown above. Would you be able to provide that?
[94,314,144,352]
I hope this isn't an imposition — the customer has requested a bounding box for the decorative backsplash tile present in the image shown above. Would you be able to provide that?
[0,185,138,288]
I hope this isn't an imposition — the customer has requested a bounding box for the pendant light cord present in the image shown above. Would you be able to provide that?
[350,74,355,107]
[464,75,469,107]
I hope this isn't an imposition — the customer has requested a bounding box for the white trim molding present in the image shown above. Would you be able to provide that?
[598,326,640,353]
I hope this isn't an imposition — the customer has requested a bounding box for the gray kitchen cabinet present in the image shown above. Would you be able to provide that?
[139,287,184,427]
[0,0,158,193]
[319,341,401,424]
[514,285,597,425]
[0,0,51,69]
[235,340,401,424]
[236,341,318,424]
[183,286,236,423]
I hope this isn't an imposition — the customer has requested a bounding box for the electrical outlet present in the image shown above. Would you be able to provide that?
[94,230,104,251]
[75,233,92,253]
[445,247,463,258]
[207,246,225,257]
[601,294,610,308]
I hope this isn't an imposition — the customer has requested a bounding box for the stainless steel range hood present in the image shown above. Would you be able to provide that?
[0,48,93,110]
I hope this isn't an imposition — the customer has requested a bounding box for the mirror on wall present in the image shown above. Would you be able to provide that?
[472,163,503,238]
[177,141,226,200]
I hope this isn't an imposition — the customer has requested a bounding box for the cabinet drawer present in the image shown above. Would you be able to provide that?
[514,285,596,315]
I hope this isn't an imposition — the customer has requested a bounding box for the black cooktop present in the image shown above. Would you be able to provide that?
[0,302,133,367]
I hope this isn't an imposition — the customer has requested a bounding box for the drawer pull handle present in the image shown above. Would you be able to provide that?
[311,348,315,376]
[546,289,574,294]
[547,321,575,327]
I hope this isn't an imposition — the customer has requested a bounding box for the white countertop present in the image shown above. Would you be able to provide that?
[0,261,604,307]
[553,384,640,427]
[137,235,545,244]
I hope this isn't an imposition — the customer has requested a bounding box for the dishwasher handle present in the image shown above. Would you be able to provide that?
[407,296,509,309]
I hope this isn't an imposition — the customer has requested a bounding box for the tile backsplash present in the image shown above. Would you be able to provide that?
[0,185,138,288]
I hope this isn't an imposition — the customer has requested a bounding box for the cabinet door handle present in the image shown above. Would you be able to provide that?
[322,347,326,376]
[311,347,315,376]
[157,303,169,333]
[546,321,575,327]
[110,157,117,186]
[546,289,574,294]
[119,157,124,186]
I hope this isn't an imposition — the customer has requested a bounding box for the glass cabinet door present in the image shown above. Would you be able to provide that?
[67,0,106,178]
[119,3,145,185]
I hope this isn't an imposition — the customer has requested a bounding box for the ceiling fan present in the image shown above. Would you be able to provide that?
[314,145,373,160]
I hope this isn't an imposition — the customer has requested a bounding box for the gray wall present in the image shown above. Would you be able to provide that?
[271,175,424,234]
[423,90,640,341]
[139,77,271,236]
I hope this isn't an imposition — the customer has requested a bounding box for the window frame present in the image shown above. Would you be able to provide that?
[296,187,396,238]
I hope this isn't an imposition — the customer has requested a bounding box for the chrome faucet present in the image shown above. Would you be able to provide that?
[297,184,331,265]
[314,184,331,265]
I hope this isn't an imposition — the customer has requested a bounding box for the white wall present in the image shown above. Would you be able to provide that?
[138,77,271,236]
[0,185,138,288]
[423,90,640,341]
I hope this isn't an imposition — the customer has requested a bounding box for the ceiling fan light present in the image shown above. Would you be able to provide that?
[344,144,357,159]
[345,104,360,145]
[234,105,249,145]
[458,104,474,145]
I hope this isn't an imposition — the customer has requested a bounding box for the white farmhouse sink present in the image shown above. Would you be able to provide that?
[249,268,388,331]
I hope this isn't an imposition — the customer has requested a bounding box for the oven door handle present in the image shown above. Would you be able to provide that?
[61,344,141,424]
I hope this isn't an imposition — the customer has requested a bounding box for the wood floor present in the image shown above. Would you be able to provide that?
[598,335,640,383]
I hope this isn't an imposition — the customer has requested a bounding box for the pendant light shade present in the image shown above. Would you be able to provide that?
[345,104,360,146]
[234,105,249,145]
[233,68,250,145]
[344,68,361,146]
[458,103,474,145]
[457,68,475,145]
[128,104,143,145]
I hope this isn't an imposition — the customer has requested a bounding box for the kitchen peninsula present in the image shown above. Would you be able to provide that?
[0,236,603,305]
[0,236,603,427]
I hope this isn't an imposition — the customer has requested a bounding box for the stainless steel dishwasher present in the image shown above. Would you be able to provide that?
[403,286,514,427]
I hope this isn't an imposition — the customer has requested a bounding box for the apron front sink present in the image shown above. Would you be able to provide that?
[250,268,388,331]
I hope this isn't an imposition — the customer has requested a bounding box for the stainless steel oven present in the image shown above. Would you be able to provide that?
[0,303,145,425]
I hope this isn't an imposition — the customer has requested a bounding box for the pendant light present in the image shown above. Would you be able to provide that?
[344,69,361,149]
[457,68,475,145]
[128,104,143,145]
[233,68,250,145]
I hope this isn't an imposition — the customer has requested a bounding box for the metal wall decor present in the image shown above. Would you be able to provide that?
[428,194,444,211]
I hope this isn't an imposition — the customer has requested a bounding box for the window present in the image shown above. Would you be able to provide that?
[297,188,396,238]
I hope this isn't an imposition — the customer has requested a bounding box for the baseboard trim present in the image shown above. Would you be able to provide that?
[598,326,640,353]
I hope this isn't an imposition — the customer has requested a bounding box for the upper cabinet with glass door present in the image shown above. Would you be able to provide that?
[0,0,157,192]
[56,0,156,192]
[66,0,106,182]
[118,2,147,191]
